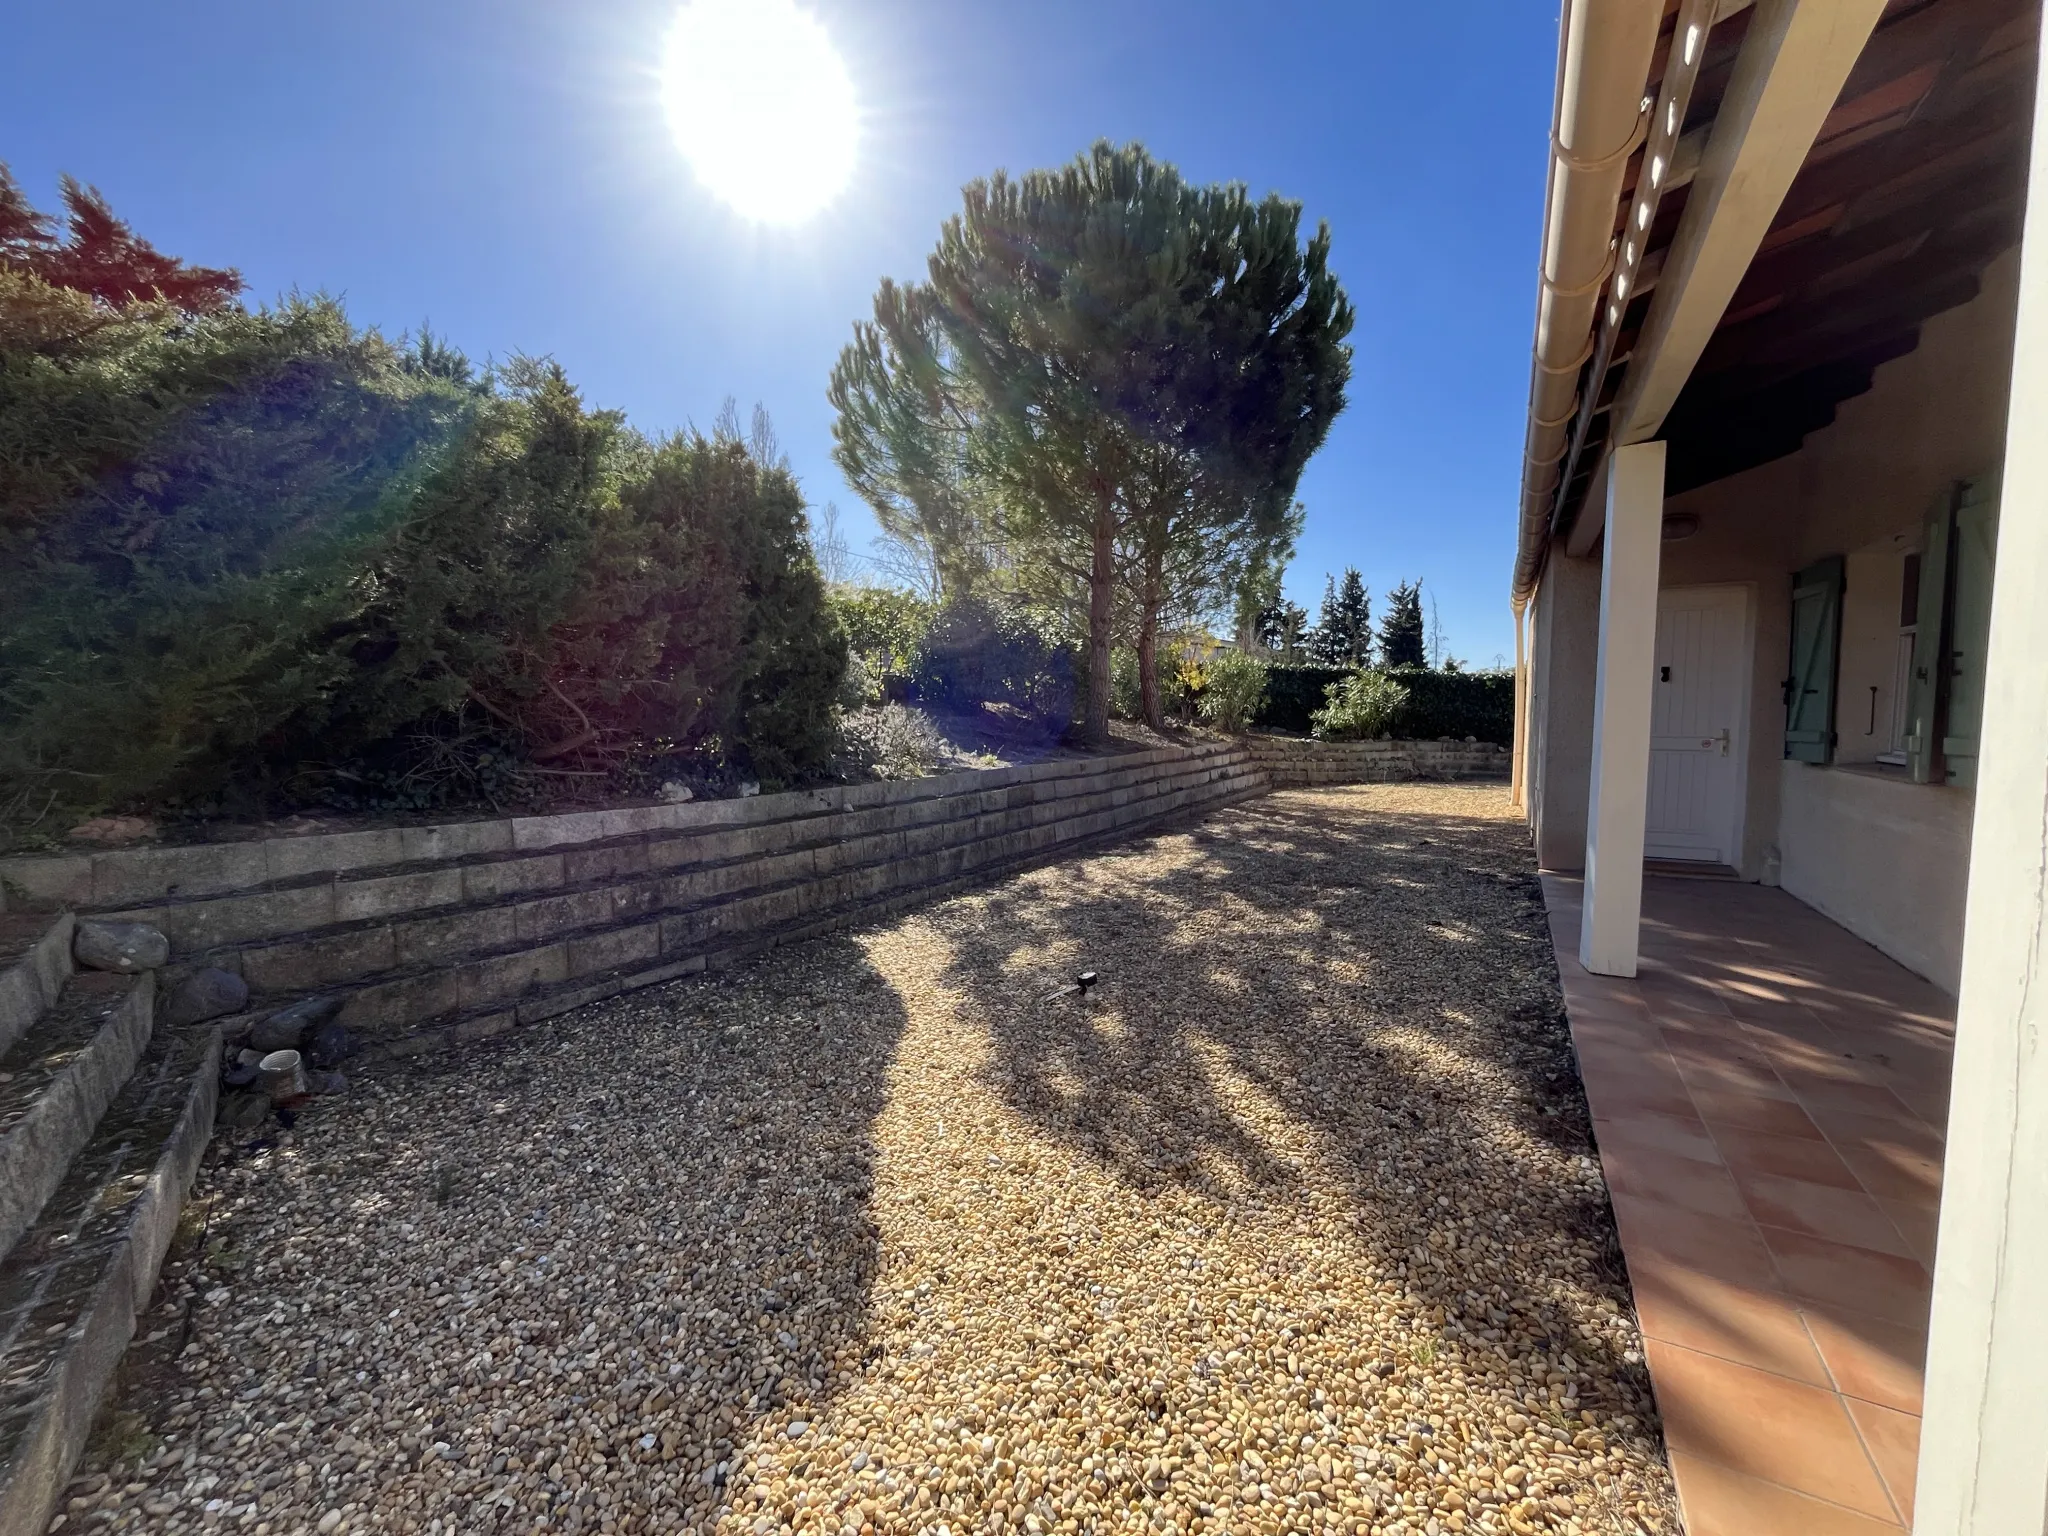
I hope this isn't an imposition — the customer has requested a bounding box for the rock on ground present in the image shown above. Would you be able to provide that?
[72,919,168,973]
[165,967,250,1028]
[68,784,1680,1536]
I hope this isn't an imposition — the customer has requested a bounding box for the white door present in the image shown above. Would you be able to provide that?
[1646,587,1748,864]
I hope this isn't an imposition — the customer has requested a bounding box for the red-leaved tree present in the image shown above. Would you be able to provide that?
[0,162,241,314]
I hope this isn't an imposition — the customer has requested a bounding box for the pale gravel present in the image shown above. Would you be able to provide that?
[63,782,1680,1536]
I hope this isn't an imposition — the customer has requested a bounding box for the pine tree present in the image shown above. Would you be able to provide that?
[1378,580,1427,669]
[927,142,1352,738]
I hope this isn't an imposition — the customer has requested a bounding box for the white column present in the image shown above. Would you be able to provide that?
[1914,16,2048,1530]
[1579,441,1665,977]
[1511,602,1530,811]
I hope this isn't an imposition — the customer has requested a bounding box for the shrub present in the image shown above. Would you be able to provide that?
[1380,666,1515,743]
[1198,650,1269,733]
[913,596,1076,724]
[0,285,845,824]
[1311,670,1410,741]
[832,585,934,702]
[1254,663,1514,743]
[836,702,945,780]
[1256,664,1350,733]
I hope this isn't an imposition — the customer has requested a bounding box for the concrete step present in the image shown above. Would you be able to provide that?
[0,972,156,1263]
[0,1024,219,1536]
[0,915,73,1061]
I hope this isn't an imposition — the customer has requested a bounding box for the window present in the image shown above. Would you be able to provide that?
[1905,476,2001,787]
[1877,552,1919,765]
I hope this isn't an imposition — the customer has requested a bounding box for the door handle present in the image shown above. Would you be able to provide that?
[1718,729,1730,757]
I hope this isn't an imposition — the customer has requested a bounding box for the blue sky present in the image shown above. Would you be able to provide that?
[2,0,1554,666]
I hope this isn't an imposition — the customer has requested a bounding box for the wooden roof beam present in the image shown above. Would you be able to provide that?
[1613,0,1893,445]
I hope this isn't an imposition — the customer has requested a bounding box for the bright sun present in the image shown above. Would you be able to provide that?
[660,0,858,225]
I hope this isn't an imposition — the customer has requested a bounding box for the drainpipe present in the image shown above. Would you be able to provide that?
[1511,0,1665,612]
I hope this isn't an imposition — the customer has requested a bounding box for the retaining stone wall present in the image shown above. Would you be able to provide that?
[0,743,1264,1059]
[1243,736,1508,789]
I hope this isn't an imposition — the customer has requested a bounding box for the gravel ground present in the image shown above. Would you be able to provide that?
[64,783,1679,1536]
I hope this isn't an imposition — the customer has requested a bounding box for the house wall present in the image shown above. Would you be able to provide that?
[1526,550,1602,871]
[1777,762,1975,993]
[1654,248,2023,988]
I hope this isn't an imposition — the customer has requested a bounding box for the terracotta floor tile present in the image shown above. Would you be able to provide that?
[1592,1111,1721,1164]
[1676,1056,1800,1104]
[1602,1144,1751,1220]
[1607,1192,1784,1289]
[1733,1171,1919,1258]
[1577,1071,1699,1121]
[1645,1340,1898,1519]
[1807,1107,1945,1161]
[1759,1228,1933,1329]
[1692,1089,1826,1138]
[1667,1452,1905,1535]
[1783,1077,1921,1122]
[1846,1398,1921,1524]
[1895,1086,1952,1134]
[1626,1254,1826,1386]
[1711,1125,1864,1188]
[1875,1197,1940,1266]
[1803,1306,1928,1415]
[1838,1142,1945,1204]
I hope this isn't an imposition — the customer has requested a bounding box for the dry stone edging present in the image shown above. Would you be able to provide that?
[0,972,154,1262]
[0,914,73,1060]
[3,745,1261,1061]
[1243,734,1508,788]
[0,1027,220,1536]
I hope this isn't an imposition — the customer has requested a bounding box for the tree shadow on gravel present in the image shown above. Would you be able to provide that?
[934,787,1662,1438]
[102,937,908,1536]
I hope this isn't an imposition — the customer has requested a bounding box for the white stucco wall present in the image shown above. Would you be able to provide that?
[1650,250,2023,968]
[1777,762,1974,993]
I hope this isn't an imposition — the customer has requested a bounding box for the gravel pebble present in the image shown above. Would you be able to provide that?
[74,783,1679,1535]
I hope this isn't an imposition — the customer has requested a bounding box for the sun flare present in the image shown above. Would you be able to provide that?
[660,0,858,225]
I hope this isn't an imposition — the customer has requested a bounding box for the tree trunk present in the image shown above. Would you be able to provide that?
[1083,491,1116,745]
[1137,549,1165,730]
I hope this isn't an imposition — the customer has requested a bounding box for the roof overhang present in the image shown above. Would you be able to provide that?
[1512,0,2038,602]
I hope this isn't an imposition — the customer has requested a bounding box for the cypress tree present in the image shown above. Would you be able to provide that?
[1378,580,1427,669]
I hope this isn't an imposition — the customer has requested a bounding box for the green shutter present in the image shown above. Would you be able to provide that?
[1940,474,2001,789]
[1785,555,1845,764]
[1906,491,1955,784]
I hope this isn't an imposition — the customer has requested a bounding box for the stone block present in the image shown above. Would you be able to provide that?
[124,882,336,950]
[395,907,519,969]
[0,855,93,909]
[263,828,406,883]
[514,887,617,943]
[337,974,458,1036]
[566,922,661,978]
[400,819,514,864]
[462,854,565,902]
[240,926,397,994]
[456,945,570,1010]
[91,842,268,906]
[659,910,718,956]
[563,841,649,884]
[335,868,465,924]
[454,1011,515,1044]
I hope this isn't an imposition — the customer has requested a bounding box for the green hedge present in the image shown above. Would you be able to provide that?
[1255,665,1513,744]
